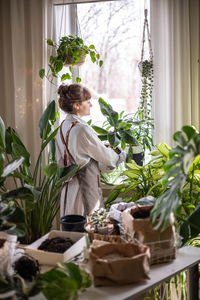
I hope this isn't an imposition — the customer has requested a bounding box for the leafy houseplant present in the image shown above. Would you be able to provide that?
[0,261,91,300]
[105,143,170,208]
[134,59,154,157]
[0,102,78,244]
[39,35,103,83]
[92,98,139,155]
[150,126,200,239]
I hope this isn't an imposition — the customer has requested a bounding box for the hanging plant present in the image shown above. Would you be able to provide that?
[135,9,154,155]
[39,35,103,84]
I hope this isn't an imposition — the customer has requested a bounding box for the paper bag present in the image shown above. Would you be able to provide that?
[121,205,176,264]
[89,242,150,286]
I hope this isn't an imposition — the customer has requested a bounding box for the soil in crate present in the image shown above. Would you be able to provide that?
[38,237,74,253]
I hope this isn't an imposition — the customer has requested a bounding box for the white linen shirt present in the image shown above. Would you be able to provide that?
[56,114,124,170]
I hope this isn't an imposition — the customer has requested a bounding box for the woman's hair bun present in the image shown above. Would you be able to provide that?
[58,84,69,96]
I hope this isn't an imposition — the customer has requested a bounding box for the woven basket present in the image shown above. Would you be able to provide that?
[64,52,86,67]
[85,222,123,243]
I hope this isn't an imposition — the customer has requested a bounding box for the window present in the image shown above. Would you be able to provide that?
[53,0,149,124]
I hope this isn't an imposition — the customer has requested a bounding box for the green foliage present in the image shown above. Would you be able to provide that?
[39,35,103,84]
[92,98,139,151]
[0,262,91,300]
[128,111,154,154]
[0,202,25,236]
[151,126,200,234]
[105,143,170,208]
[0,102,79,243]
[135,58,154,154]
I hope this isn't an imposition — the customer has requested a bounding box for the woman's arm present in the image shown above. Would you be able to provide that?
[75,125,126,169]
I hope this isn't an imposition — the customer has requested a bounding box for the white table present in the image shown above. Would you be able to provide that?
[79,246,200,300]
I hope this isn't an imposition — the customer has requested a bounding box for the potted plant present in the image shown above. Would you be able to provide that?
[105,142,170,208]
[0,102,79,244]
[150,126,200,240]
[125,109,154,164]
[136,7,154,157]
[92,98,139,159]
[39,35,103,83]
[85,208,121,243]
[87,208,112,235]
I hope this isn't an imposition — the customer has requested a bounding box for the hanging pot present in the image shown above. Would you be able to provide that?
[60,214,86,232]
[64,51,86,67]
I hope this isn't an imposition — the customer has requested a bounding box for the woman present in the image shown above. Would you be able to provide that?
[56,83,126,217]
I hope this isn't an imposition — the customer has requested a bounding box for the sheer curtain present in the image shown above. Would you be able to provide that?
[151,0,200,146]
[0,0,53,168]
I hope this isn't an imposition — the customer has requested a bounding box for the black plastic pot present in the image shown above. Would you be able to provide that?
[60,214,86,232]
[132,152,144,166]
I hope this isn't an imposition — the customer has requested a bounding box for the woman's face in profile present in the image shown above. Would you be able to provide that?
[76,100,92,117]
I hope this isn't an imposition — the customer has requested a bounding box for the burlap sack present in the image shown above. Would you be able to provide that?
[122,205,176,265]
[89,242,150,286]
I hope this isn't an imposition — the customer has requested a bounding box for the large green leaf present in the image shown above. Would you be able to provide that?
[126,145,133,163]
[0,152,4,176]
[92,125,108,135]
[119,130,138,145]
[188,204,200,237]
[49,138,56,162]
[173,131,187,147]
[39,100,56,139]
[10,128,28,150]
[57,164,79,186]
[98,134,108,141]
[179,204,200,245]
[2,157,24,177]
[5,129,12,154]
[105,184,126,208]
[0,117,5,149]
[12,143,30,166]
[1,187,35,211]
[44,162,58,178]
[3,205,25,224]
[1,187,34,201]
[41,127,59,151]
[107,132,120,148]
[182,125,196,140]
[12,171,33,185]
[98,98,119,128]
[151,174,186,230]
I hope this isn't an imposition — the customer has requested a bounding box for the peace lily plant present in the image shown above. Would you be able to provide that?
[0,102,78,244]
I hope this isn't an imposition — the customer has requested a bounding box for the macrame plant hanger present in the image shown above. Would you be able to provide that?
[138,8,153,122]
[59,0,83,82]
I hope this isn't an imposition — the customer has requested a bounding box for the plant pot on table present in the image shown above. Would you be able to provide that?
[60,214,86,232]
[128,145,144,166]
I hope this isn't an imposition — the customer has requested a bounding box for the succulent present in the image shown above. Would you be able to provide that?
[88,208,111,228]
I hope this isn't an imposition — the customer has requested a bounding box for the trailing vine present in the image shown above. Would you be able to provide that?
[134,9,154,154]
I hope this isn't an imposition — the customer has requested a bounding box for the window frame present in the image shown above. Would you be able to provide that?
[54,0,118,4]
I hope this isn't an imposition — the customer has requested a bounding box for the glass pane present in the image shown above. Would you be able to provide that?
[77,0,149,125]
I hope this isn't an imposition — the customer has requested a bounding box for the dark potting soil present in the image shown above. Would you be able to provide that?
[14,255,40,281]
[38,237,74,253]
[132,209,151,219]
[0,239,6,248]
